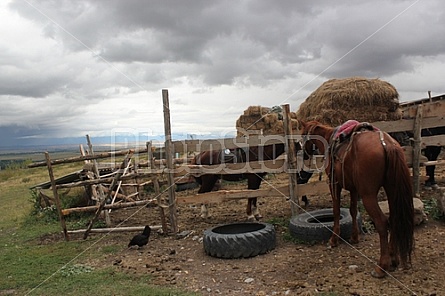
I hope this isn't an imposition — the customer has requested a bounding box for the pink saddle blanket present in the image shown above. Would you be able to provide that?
[334,120,378,140]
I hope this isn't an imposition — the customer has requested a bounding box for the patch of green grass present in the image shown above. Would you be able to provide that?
[266,216,316,245]
[266,216,288,227]
[0,164,197,296]
[24,268,196,296]
[424,198,445,221]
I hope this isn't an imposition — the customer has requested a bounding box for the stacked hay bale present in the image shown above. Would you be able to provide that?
[236,105,297,136]
[296,77,402,127]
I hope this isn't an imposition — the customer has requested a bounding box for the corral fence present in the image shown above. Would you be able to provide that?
[28,90,445,241]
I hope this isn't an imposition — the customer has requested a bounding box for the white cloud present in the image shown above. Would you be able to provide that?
[1,0,445,146]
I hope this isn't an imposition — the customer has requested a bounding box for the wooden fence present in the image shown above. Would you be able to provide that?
[30,90,445,241]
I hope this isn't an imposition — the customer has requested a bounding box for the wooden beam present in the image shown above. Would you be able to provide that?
[67,225,161,234]
[172,135,285,153]
[163,89,178,233]
[28,147,148,168]
[45,152,69,241]
[283,103,300,215]
[412,105,423,196]
[148,141,168,233]
[186,159,286,176]
[401,99,445,119]
[61,199,157,216]
[176,180,331,205]
[176,186,290,204]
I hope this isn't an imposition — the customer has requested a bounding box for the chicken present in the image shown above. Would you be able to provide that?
[128,226,151,248]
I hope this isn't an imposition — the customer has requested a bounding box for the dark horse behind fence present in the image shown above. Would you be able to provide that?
[191,142,286,221]
[299,120,414,278]
[392,126,444,189]
[421,126,445,189]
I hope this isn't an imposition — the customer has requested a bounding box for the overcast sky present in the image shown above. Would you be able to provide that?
[1,0,444,147]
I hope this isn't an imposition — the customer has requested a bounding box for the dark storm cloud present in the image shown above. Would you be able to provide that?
[2,0,445,145]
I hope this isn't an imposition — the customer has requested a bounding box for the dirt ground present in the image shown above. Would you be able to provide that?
[76,166,445,296]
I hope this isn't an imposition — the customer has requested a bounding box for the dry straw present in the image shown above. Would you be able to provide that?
[236,106,297,136]
[296,77,402,127]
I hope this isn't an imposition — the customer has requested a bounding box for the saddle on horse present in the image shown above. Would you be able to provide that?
[219,148,245,163]
[333,120,378,143]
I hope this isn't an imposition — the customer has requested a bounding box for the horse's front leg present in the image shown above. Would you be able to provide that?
[246,198,255,222]
[251,198,262,220]
[200,204,209,219]
[349,190,360,244]
[247,174,263,221]
[198,175,218,219]
[329,184,342,247]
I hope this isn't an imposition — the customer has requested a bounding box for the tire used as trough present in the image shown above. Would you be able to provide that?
[203,222,276,259]
[289,208,362,243]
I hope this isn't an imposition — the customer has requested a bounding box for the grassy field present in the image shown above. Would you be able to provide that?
[0,154,197,296]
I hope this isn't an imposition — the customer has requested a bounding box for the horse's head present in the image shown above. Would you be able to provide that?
[297,120,326,157]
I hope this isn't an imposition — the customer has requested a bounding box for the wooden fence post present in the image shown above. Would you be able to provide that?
[283,104,300,215]
[162,89,178,233]
[147,141,168,233]
[412,104,423,196]
[45,152,69,241]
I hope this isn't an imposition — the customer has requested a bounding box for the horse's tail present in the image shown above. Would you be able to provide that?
[383,142,415,265]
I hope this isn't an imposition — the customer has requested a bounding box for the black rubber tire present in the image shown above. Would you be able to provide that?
[203,222,276,259]
[289,208,362,243]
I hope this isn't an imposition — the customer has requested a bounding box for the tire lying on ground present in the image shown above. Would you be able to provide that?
[203,222,276,259]
[289,208,362,243]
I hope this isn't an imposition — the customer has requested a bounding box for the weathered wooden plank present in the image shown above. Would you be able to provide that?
[67,225,161,234]
[28,147,148,168]
[61,199,157,215]
[422,134,445,146]
[186,159,287,176]
[401,99,445,119]
[176,185,290,204]
[176,179,332,205]
[371,116,445,133]
[172,135,286,153]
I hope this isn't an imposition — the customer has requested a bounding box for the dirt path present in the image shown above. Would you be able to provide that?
[81,171,445,296]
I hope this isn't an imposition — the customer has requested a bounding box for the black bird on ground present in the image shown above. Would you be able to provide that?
[128,226,151,248]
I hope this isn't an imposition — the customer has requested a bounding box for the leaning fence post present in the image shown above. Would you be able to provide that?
[45,152,69,241]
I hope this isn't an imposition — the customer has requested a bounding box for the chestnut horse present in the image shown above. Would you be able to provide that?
[298,120,414,278]
[191,143,286,221]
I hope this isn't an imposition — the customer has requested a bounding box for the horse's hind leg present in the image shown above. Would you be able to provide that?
[349,190,360,244]
[389,234,400,271]
[328,184,342,247]
[362,195,391,278]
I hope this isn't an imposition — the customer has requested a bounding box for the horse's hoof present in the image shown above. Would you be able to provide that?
[349,237,359,244]
[371,270,386,278]
[254,214,263,221]
[328,238,338,248]
[247,215,256,222]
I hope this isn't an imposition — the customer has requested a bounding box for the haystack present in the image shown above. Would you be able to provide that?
[236,105,297,136]
[296,77,402,127]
